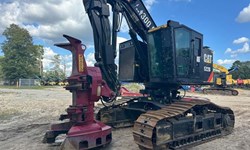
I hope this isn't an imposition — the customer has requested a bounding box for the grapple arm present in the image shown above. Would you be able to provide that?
[82,0,157,97]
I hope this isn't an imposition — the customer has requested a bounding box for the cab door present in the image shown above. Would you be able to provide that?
[191,33,203,78]
[174,27,192,78]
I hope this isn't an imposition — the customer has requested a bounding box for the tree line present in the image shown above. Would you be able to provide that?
[0,24,66,84]
[230,60,250,79]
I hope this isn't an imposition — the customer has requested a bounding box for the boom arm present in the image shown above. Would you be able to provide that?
[213,63,237,75]
[213,64,229,74]
[82,0,156,96]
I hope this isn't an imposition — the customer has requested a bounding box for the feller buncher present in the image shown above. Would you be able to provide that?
[43,0,235,149]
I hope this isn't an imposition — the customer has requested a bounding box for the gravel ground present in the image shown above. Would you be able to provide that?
[0,87,250,150]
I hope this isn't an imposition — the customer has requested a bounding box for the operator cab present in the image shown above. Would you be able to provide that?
[119,20,213,86]
[148,20,213,85]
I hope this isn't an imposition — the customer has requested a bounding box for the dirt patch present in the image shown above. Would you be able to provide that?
[0,87,249,150]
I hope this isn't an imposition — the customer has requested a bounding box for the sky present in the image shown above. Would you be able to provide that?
[0,0,250,74]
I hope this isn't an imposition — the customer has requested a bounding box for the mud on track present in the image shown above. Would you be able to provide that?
[0,87,249,150]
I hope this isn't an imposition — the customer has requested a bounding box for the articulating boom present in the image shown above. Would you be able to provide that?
[82,0,156,99]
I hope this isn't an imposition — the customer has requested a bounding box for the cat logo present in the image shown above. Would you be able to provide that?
[204,54,212,64]
[78,54,84,72]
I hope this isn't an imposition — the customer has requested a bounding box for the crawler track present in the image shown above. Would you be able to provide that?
[133,97,235,149]
[203,87,238,96]
[97,96,234,149]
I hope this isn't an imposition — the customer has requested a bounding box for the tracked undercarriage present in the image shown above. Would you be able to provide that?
[97,96,234,150]
[203,87,238,96]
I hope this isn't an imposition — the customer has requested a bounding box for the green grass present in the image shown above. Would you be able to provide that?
[0,85,56,90]
[0,109,20,120]
[122,83,144,93]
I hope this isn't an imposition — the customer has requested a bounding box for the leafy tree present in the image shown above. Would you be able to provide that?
[1,24,44,80]
[51,54,61,72]
[34,45,44,76]
[41,54,66,84]
[51,54,66,80]
[0,56,4,78]
[230,60,250,79]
